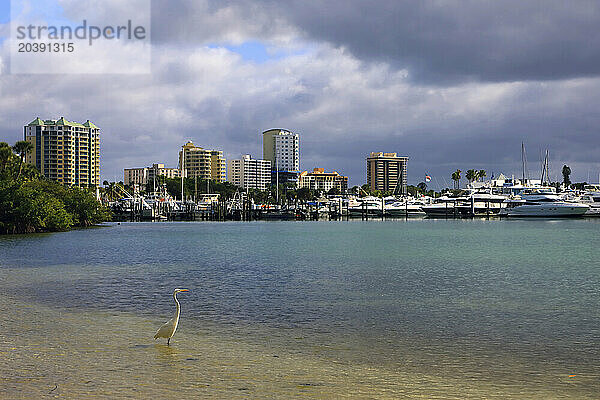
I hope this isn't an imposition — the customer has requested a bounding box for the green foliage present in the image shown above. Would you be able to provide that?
[465,169,487,183]
[162,176,239,200]
[478,170,487,181]
[360,184,371,196]
[466,169,476,183]
[297,187,316,201]
[451,169,462,189]
[562,165,572,186]
[0,141,110,234]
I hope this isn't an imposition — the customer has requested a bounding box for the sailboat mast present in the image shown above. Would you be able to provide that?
[545,149,550,186]
[521,142,525,185]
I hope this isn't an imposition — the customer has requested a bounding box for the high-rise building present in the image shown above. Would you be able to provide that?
[123,163,180,187]
[262,128,299,185]
[23,117,100,187]
[366,152,408,194]
[298,168,348,193]
[227,155,271,190]
[178,141,226,182]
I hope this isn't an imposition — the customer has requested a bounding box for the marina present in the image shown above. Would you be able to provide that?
[105,182,600,221]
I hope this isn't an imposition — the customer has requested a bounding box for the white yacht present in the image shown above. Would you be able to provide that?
[421,195,469,217]
[348,196,383,216]
[499,189,589,217]
[578,187,600,216]
[421,190,506,217]
[384,199,427,216]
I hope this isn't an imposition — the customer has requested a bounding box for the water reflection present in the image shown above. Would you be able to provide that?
[154,343,180,362]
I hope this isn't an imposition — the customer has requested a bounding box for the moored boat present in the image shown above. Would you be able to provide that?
[499,189,589,217]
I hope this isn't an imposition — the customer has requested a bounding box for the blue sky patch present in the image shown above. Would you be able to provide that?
[0,1,9,24]
[225,41,273,63]
[210,40,307,64]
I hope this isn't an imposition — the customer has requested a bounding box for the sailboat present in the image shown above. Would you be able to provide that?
[499,148,589,217]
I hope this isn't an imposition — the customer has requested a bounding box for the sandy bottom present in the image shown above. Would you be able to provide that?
[0,293,596,399]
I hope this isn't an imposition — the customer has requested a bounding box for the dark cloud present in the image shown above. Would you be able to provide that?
[152,0,600,84]
[266,0,600,84]
[2,1,600,188]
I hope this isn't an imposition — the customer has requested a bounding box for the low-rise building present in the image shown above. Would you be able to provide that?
[123,163,180,187]
[227,155,271,190]
[298,168,348,193]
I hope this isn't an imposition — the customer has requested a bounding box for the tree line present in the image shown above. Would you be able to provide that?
[0,141,110,234]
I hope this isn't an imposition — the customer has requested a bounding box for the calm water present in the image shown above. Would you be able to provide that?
[1,219,599,398]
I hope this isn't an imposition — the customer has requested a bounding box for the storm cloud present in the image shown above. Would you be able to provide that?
[152,0,600,84]
[1,0,599,187]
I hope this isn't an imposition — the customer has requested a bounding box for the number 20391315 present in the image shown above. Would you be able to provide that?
[18,42,75,53]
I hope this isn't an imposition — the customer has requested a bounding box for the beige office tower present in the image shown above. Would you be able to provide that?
[366,152,408,194]
[178,141,226,182]
[24,117,100,187]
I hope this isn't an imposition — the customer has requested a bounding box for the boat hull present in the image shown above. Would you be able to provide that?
[500,203,589,217]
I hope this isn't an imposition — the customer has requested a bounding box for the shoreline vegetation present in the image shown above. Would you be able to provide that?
[0,141,110,235]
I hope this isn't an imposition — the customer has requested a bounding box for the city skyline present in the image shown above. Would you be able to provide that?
[2,1,600,188]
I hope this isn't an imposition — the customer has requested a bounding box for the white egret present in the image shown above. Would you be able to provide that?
[154,288,189,345]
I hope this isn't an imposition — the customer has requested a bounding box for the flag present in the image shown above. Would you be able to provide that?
[425,175,431,182]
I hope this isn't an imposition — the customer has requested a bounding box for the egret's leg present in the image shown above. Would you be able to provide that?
[167,338,170,346]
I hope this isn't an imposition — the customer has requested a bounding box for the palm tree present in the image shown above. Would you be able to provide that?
[466,169,476,184]
[451,169,462,190]
[12,140,34,181]
[477,170,487,182]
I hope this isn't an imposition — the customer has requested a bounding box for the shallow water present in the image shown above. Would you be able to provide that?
[1,219,599,398]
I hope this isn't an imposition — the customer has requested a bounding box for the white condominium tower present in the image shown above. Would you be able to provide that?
[227,155,271,190]
[262,129,299,172]
[23,117,100,187]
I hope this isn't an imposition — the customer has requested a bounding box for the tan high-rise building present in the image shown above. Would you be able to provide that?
[366,152,408,194]
[178,141,226,182]
[23,117,100,187]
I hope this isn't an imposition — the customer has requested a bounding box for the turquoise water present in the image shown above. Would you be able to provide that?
[1,219,599,398]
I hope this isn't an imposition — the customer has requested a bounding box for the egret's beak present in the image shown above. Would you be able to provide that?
[180,289,189,292]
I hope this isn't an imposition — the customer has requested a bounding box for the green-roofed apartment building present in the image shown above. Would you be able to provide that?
[24,117,100,187]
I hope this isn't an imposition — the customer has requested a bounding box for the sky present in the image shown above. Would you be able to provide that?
[1,0,600,188]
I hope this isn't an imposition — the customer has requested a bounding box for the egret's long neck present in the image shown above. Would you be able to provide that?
[173,292,181,319]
